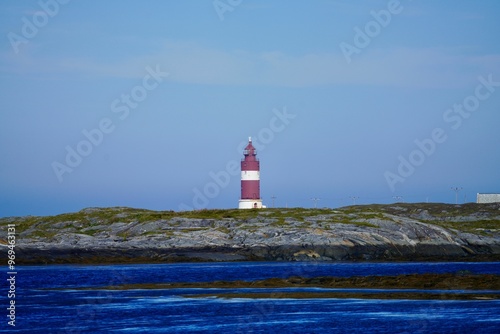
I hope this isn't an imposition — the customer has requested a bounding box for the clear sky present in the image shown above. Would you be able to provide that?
[1,0,499,217]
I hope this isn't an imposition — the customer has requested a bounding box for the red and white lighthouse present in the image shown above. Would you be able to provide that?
[239,137,264,209]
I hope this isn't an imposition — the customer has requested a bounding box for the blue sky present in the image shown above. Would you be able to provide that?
[1,0,499,217]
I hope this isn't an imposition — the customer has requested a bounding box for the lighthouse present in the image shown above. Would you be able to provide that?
[239,137,264,209]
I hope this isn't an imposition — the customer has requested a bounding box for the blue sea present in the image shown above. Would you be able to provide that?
[3,262,500,333]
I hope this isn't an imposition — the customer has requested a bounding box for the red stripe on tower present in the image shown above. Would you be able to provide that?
[239,137,264,209]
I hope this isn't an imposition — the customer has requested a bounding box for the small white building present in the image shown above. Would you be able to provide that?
[477,193,500,203]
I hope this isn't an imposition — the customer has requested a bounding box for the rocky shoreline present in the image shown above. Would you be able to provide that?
[14,245,500,265]
[2,203,499,264]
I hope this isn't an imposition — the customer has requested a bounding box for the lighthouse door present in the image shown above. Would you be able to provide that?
[253,203,257,208]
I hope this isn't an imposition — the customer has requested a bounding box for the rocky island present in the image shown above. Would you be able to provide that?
[1,203,499,264]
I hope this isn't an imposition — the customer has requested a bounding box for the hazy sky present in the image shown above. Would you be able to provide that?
[1,0,499,217]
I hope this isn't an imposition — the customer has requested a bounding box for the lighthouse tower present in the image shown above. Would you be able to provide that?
[239,137,264,209]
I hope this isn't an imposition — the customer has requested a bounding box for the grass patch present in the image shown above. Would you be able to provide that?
[81,228,100,236]
[352,221,379,228]
[270,218,287,227]
[216,226,230,234]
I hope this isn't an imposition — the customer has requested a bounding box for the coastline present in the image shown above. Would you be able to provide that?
[2,203,499,265]
[14,245,500,265]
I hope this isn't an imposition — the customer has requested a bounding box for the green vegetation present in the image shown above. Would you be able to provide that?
[270,218,287,227]
[216,226,230,234]
[350,221,379,228]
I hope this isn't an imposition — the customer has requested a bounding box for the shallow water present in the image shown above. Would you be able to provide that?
[4,262,500,333]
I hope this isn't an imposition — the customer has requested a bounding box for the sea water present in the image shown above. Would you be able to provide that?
[2,262,499,333]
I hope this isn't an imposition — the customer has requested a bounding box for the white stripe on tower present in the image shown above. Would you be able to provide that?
[241,171,260,181]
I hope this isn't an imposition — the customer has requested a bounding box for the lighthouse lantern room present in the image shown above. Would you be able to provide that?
[239,137,264,209]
